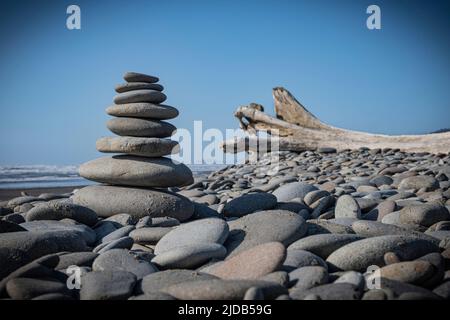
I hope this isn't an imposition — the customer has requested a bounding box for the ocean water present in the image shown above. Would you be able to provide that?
[0,164,227,189]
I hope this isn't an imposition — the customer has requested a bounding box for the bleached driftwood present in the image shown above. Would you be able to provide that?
[221,87,450,154]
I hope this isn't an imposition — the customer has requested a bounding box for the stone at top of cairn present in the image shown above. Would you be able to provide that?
[124,71,159,83]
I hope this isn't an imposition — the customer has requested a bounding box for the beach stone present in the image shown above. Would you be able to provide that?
[123,71,159,83]
[104,213,137,227]
[205,242,285,280]
[114,89,166,104]
[80,271,136,300]
[222,193,277,217]
[258,271,289,287]
[225,210,307,257]
[93,221,117,241]
[164,279,287,300]
[7,196,41,209]
[317,147,336,153]
[93,249,157,279]
[288,234,364,259]
[0,220,27,233]
[433,281,450,299]
[6,278,68,300]
[399,175,439,191]
[130,227,173,244]
[243,287,264,300]
[150,217,180,227]
[79,156,193,188]
[362,289,388,300]
[304,190,330,206]
[370,175,393,187]
[417,252,445,287]
[326,235,439,271]
[25,202,98,226]
[306,220,354,236]
[375,200,397,221]
[107,117,175,138]
[55,252,98,270]
[334,271,365,291]
[72,185,194,221]
[154,218,229,255]
[101,225,135,243]
[96,137,179,157]
[290,283,362,300]
[115,82,163,93]
[368,261,434,285]
[106,103,179,120]
[138,269,217,294]
[94,236,134,254]
[272,182,318,202]
[289,266,329,290]
[282,249,328,272]
[0,231,87,279]
[377,278,440,299]
[399,203,450,227]
[3,213,26,224]
[335,195,361,219]
[152,243,227,269]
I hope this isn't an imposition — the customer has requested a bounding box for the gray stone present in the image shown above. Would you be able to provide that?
[25,202,98,226]
[115,82,163,93]
[55,252,98,269]
[101,225,135,243]
[282,249,328,272]
[79,156,194,188]
[225,210,307,257]
[7,196,41,209]
[80,271,136,300]
[335,195,361,219]
[368,261,434,285]
[96,137,179,157]
[6,278,68,300]
[123,72,159,83]
[370,175,394,187]
[154,218,229,255]
[326,235,439,271]
[399,203,450,227]
[93,249,157,279]
[243,287,264,300]
[288,234,364,259]
[290,283,362,300]
[305,219,354,236]
[130,227,174,244]
[149,217,180,227]
[72,185,194,221]
[0,231,87,279]
[289,266,329,290]
[106,103,179,120]
[114,90,166,104]
[107,117,175,138]
[272,182,318,202]
[94,236,134,254]
[152,243,227,269]
[398,175,439,191]
[0,220,27,233]
[334,271,365,290]
[433,281,450,299]
[104,213,137,227]
[222,193,277,217]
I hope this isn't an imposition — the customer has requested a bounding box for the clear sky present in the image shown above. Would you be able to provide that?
[0,0,449,165]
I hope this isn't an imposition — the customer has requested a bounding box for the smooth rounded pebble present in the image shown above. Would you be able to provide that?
[72,185,194,221]
[282,249,328,272]
[106,103,178,120]
[222,193,277,217]
[367,261,434,285]
[93,249,158,279]
[288,234,364,259]
[107,117,176,138]
[289,266,329,290]
[96,137,179,157]
[115,82,163,93]
[6,278,68,300]
[334,195,361,219]
[206,242,286,280]
[130,227,173,244]
[399,203,450,227]
[272,182,318,202]
[225,210,307,257]
[123,72,159,83]
[152,243,227,269]
[114,90,166,104]
[55,252,98,270]
[79,156,194,188]
[398,175,439,191]
[154,218,229,255]
[326,235,440,271]
[290,283,362,300]
[25,202,98,226]
[80,271,136,300]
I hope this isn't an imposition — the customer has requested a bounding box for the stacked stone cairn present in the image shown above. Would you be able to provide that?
[73,71,195,221]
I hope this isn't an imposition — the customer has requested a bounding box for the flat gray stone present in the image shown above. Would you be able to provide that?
[94,236,134,254]
[225,210,307,257]
[399,203,450,227]
[55,252,98,269]
[80,271,136,300]
[6,278,68,300]
[326,235,440,271]
[398,175,439,191]
[79,156,194,188]
[25,202,98,226]
[124,72,159,83]
[72,185,194,221]
[306,219,354,236]
[93,249,157,279]
[106,118,175,138]
[96,137,179,157]
[101,225,135,243]
[106,103,179,120]
[222,193,277,217]
[152,243,227,269]
[335,195,361,219]
[130,227,173,244]
[290,283,362,300]
[289,266,329,290]
[282,249,328,272]
[115,82,163,93]
[114,90,166,104]
[154,218,229,255]
[288,234,364,259]
[272,182,318,202]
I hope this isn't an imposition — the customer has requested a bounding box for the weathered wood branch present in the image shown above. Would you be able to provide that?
[221,87,450,154]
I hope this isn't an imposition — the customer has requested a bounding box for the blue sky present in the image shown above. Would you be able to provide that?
[0,0,449,165]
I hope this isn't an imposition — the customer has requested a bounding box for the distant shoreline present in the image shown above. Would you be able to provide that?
[0,185,86,202]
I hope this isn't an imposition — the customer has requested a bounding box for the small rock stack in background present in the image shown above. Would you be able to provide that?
[73,72,195,221]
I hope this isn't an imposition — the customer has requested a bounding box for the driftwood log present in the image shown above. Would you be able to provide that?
[221,87,450,154]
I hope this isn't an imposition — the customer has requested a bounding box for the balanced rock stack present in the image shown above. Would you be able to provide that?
[72,72,195,222]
